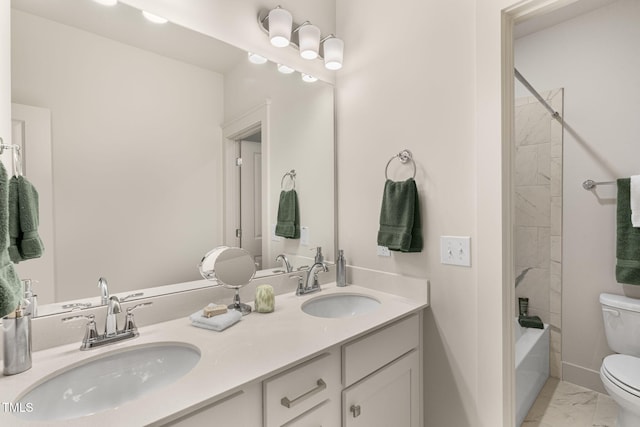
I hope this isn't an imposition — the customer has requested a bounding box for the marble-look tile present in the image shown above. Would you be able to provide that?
[516,186,552,227]
[516,267,550,314]
[550,237,561,263]
[516,227,539,267]
[550,157,562,197]
[549,312,561,329]
[550,196,562,235]
[516,145,539,186]
[537,143,551,185]
[538,228,550,268]
[550,350,562,379]
[550,286,561,315]
[524,378,617,427]
[516,102,552,146]
[550,329,561,354]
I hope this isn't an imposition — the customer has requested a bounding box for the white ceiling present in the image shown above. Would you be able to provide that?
[11,0,246,74]
[515,0,621,38]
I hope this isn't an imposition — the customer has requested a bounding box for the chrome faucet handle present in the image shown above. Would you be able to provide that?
[62,314,99,349]
[290,275,305,296]
[123,302,153,334]
[120,292,144,302]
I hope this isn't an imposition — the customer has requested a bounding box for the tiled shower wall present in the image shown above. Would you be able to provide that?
[515,89,563,378]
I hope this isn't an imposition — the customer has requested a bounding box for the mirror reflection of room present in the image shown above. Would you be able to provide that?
[8,0,335,310]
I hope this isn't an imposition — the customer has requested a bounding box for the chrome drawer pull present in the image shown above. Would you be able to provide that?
[281,379,327,408]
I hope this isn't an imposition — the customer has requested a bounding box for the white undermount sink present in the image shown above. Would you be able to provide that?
[14,342,200,421]
[301,293,381,318]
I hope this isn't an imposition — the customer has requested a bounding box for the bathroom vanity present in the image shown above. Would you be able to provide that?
[0,283,427,426]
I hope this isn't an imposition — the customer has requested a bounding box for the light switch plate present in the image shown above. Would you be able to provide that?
[300,226,310,246]
[377,245,391,257]
[440,236,471,266]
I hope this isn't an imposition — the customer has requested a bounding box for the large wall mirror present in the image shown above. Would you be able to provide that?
[8,0,335,315]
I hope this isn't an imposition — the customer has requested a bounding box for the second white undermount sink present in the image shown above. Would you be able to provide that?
[301,293,381,318]
[14,342,200,421]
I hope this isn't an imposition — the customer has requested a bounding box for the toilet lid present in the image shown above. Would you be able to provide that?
[603,354,640,397]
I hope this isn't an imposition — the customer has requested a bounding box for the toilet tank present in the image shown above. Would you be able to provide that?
[600,293,640,356]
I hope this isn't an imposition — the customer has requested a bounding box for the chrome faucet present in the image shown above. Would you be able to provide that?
[62,302,152,351]
[105,296,121,336]
[97,277,109,305]
[276,254,293,273]
[292,261,329,296]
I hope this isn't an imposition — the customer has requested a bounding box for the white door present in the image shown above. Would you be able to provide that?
[240,140,262,269]
[3,104,55,304]
[342,350,420,427]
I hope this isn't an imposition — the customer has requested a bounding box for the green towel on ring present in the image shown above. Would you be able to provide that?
[275,189,300,239]
[8,175,44,263]
[377,178,423,252]
[0,163,23,318]
[616,178,640,285]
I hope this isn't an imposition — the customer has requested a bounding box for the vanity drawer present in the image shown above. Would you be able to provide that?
[264,349,340,427]
[342,313,419,387]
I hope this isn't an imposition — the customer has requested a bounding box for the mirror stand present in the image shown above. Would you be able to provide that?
[228,287,252,315]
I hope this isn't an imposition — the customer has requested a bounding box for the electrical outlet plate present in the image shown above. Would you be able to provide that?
[440,236,471,266]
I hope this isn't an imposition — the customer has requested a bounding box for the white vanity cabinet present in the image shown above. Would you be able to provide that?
[263,349,342,427]
[161,383,262,427]
[261,313,421,427]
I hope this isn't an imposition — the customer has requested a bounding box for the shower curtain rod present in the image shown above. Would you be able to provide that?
[514,68,562,122]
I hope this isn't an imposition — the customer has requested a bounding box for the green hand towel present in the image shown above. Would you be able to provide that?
[275,189,300,239]
[616,178,640,285]
[7,175,44,263]
[8,176,22,263]
[16,176,44,260]
[0,163,23,318]
[377,178,423,252]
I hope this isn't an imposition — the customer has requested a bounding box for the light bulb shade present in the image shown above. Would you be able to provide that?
[298,24,320,60]
[323,37,344,70]
[142,10,168,24]
[93,0,118,5]
[269,8,292,47]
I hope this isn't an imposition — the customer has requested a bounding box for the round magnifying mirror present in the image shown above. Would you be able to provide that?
[198,246,256,315]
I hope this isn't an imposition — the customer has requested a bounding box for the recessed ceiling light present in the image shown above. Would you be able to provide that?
[247,52,268,65]
[142,10,169,24]
[277,64,295,74]
[301,73,318,83]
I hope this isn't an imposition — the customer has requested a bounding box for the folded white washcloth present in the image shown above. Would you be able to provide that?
[631,175,640,227]
[189,308,242,331]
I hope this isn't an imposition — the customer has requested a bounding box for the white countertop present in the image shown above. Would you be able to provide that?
[0,283,427,426]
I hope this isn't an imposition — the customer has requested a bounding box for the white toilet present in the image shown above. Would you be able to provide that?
[600,293,640,427]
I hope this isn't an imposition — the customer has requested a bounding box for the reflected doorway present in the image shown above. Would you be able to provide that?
[237,131,262,269]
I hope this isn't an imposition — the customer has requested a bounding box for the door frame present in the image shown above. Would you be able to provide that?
[501,0,578,425]
[222,100,270,261]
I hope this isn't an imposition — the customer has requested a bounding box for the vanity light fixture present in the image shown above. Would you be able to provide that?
[142,10,169,24]
[322,35,344,70]
[268,7,293,47]
[301,73,317,83]
[297,23,321,60]
[258,7,344,70]
[248,52,268,64]
[277,64,296,74]
[93,0,118,6]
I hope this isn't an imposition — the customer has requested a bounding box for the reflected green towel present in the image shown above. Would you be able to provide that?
[275,190,300,239]
[616,178,640,285]
[377,178,423,252]
[0,163,22,318]
[8,175,44,263]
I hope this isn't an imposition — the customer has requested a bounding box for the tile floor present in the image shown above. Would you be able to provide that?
[522,378,618,427]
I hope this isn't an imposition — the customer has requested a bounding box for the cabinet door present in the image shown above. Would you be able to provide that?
[162,383,261,427]
[342,350,420,427]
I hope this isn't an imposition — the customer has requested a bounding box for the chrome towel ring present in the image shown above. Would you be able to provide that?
[385,150,416,180]
[281,169,296,190]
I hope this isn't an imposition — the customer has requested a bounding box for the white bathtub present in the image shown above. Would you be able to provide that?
[515,317,549,426]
